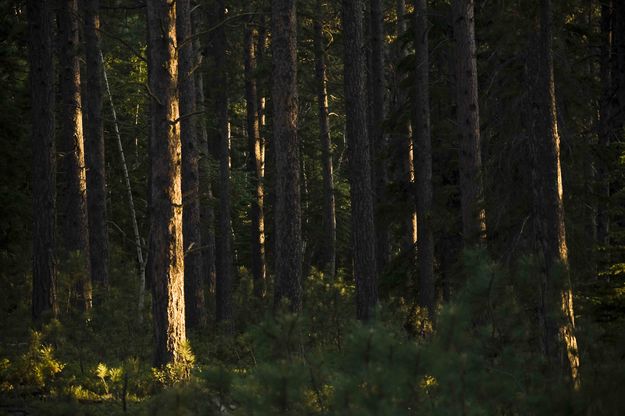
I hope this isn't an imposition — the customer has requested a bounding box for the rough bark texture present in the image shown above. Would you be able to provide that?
[452,0,486,246]
[146,0,186,367]
[214,0,234,325]
[83,0,109,291]
[272,0,302,311]
[28,0,57,322]
[244,23,267,298]
[342,0,379,321]
[177,0,205,328]
[413,0,435,318]
[313,5,337,278]
[530,0,580,387]
[57,0,92,312]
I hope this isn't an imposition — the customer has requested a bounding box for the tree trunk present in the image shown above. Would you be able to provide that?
[214,0,234,325]
[146,0,186,367]
[244,22,267,298]
[313,4,337,278]
[342,0,378,321]
[57,0,92,313]
[413,0,435,318]
[530,0,580,387]
[177,0,205,328]
[82,0,109,292]
[369,0,389,275]
[452,0,486,246]
[28,0,57,322]
[272,0,302,311]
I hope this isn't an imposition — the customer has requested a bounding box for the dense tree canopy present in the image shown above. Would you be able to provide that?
[1,0,625,413]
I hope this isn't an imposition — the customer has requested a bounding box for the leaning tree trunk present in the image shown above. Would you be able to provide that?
[244,22,267,298]
[313,4,337,278]
[28,0,57,322]
[530,0,580,387]
[452,0,486,246]
[214,0,234,326]
[414,0,435,318]
[146,0,186,367]
[342,0,379,321]
[57,0,92,313]
[177,0,205,328]
[82,0,109,292]
[272,0,302,311]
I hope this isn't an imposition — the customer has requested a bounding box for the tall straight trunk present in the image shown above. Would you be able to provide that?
[597,2,611,254]
[82,0,109,291]
[452,0,486,246]
[146,0,186,367]
[57,0,92,312]
[342,0,378,321]
[272,0,302,311]
[369,0,389,274]
[393,0,417,255]
[530,0,580,387]
[192,10,217,295]
[28,0,57,322]
[177,0,205,328]
[214,0,234,324]
[244,22,267,298]
[414,0,435,318]
[313,4,337,278]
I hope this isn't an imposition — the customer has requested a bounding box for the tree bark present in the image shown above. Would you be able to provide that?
[28,0,57,322]
[82,0,109,292]
[57,0,92,313]
[244,22,267,298]
[530,0,580,387]
[146,0,186,367]
[313,4,337,278]
[272,0,302,311]
[213,0,234,325]
[413,0,435,318]
[452,0,486,246]
[342,0,378,321]
[369,0,390,274]
[177,0,205,328]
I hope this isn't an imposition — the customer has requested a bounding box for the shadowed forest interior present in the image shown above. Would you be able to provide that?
[2,0,625,414]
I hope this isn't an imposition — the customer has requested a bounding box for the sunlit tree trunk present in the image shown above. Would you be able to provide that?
[452,0,486,246]
[28,0,57,322]
[313,3,336,278]
[530,0,580,387]
[146,0,186,367]
[272,0,302,311]
[244,22,267,298]
[414,0,435,318]
[57,0,92,313]
[82,0,109,292]
[342,0,378,321]
[177,0,205,328]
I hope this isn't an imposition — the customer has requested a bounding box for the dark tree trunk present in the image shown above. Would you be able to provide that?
[28,0,57,322]
[413,0,435,318]
[313,4,337,278]
[272,0,302,311]
[244,22,267,298]
[529,0,580,387]
[57,0,92,313]
[369,0,389,275]
[177,0,205,328]
[342,0,378,321]
[214,0,234,325]
[452,0,486,246]
[146,0,186,367]
[82,0,109,292]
